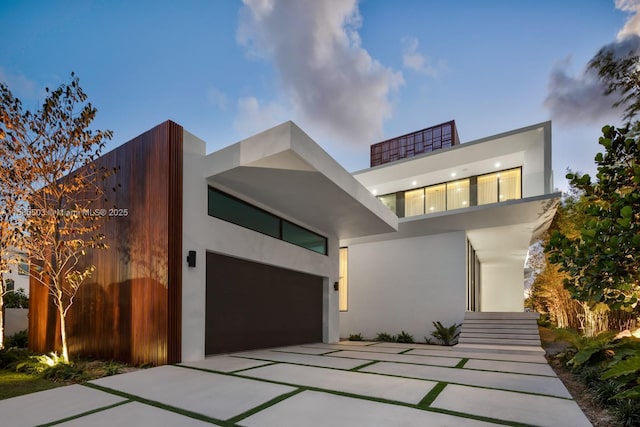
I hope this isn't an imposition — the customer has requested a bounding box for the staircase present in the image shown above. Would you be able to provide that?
[457,312,542,352]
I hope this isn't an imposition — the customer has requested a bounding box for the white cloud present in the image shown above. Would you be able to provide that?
[616,0,640,39]
[543,1,640,125]
[236,0,403,145]
[206,86,228,111]
[544,56,621,124]
[401,36,444,78]
[233,96,288,135]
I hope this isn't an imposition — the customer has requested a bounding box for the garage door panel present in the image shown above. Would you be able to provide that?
[206,252,323,355]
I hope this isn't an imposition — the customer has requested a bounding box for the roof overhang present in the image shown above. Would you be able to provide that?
[341,193,561,259]
[204,121,398,240]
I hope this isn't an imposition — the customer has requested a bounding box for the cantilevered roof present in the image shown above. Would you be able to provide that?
[341,193,560,263]
[204,121,398,240]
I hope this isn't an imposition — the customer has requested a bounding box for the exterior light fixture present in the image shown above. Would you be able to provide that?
[187,250,196,267]
[371,189,378,195]
[411,180,417,186]
[495,162,501,168]
[451,172,456,177]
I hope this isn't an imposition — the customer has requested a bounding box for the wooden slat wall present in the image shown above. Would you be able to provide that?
[29,121,183,366]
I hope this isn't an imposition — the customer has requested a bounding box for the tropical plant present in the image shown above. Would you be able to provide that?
[396,331,414,343]
[348,333,363,341]
[375,332,396,342]
[547,124,640,314]
[429,321,461,346]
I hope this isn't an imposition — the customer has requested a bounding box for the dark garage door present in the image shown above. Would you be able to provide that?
[205,252,323,355]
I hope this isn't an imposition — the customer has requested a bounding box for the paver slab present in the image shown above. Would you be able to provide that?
[331,350,461,367]
[336,340,378,346]
[238,390,502,427]
[57,401,213,427]
[303,343,405,354]
[368,342,428,350]
[361,362,572,398]
[406,348,548,364]
[432,384,591,427]
[180,355,272,372]
[0,384,126,427]
[464,359,556,376]
[231,349,367,369]
[91,365,295,420]
[270,345,336,355]
[240,363,436,404]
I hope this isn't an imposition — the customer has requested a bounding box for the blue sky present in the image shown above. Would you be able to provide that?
[1,0,637,190]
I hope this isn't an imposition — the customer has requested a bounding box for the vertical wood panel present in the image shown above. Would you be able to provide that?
[29,121,183,366]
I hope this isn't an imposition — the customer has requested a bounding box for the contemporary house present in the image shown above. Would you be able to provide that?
[339,121,559,340]
[29,119,559,366]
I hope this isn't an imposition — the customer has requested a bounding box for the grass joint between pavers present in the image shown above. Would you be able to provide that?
[418,382,447,407]
[455,358,469,368]
[37,399,132,427]
[350,360,379,371]
[82,383,228,426]
[225,388,305,424]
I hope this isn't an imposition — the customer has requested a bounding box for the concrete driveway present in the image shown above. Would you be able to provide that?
[0,341,591,426]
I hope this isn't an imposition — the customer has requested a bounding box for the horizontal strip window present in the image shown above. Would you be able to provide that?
[377,167,522,218]
[208,187,328,255]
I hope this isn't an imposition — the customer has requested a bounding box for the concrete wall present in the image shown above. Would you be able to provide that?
[5,308,28,336]
[339,231,466,341]
[181,131,339,362]
[480,262,525,312]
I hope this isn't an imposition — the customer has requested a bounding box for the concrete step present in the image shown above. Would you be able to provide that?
[460,338,541,346]
[460,332,541,341]
[454,343,545,354]
[461,331,539,337]
[460,328,539,335]
[464,312,540,320]
[462,322,539,329]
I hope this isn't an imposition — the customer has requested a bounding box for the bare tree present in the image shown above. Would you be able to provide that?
[0,73,113,362]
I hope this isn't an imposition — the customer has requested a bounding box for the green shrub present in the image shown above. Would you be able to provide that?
[0,348,33,369]
[13,353,64,375]
[4,288,29,308]
[429,321,461,346]
[348,333,363,341]
[42,363,87,382]
[375,332,396,342]
[613,399,640,426]
[396,331,414,343]
[594,380,625,405]
[537,314,552,328]
[5,330,28,348]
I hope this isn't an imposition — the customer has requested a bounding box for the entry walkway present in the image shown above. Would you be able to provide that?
[0,340,591,426]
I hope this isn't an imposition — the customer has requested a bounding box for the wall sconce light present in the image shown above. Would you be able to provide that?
[334,281,339,291]
[187,250,196,267]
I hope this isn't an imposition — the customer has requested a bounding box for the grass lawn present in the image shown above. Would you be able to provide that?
[0,370,62,400]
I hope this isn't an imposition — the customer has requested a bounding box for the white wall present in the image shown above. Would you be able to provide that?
[480,262,525,312]
[339,231,466,341]
[181,131,340,362]
[5,308,28,336]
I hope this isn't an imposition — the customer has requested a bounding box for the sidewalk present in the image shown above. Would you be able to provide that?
[0,341,591,426]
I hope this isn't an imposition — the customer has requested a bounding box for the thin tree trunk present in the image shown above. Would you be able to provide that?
[0,289,4,350]
[57,301,69,362]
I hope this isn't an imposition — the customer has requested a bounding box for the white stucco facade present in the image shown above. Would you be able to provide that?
[340,121,559,340]
[180,122,396,362]
[339,231,467,340]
